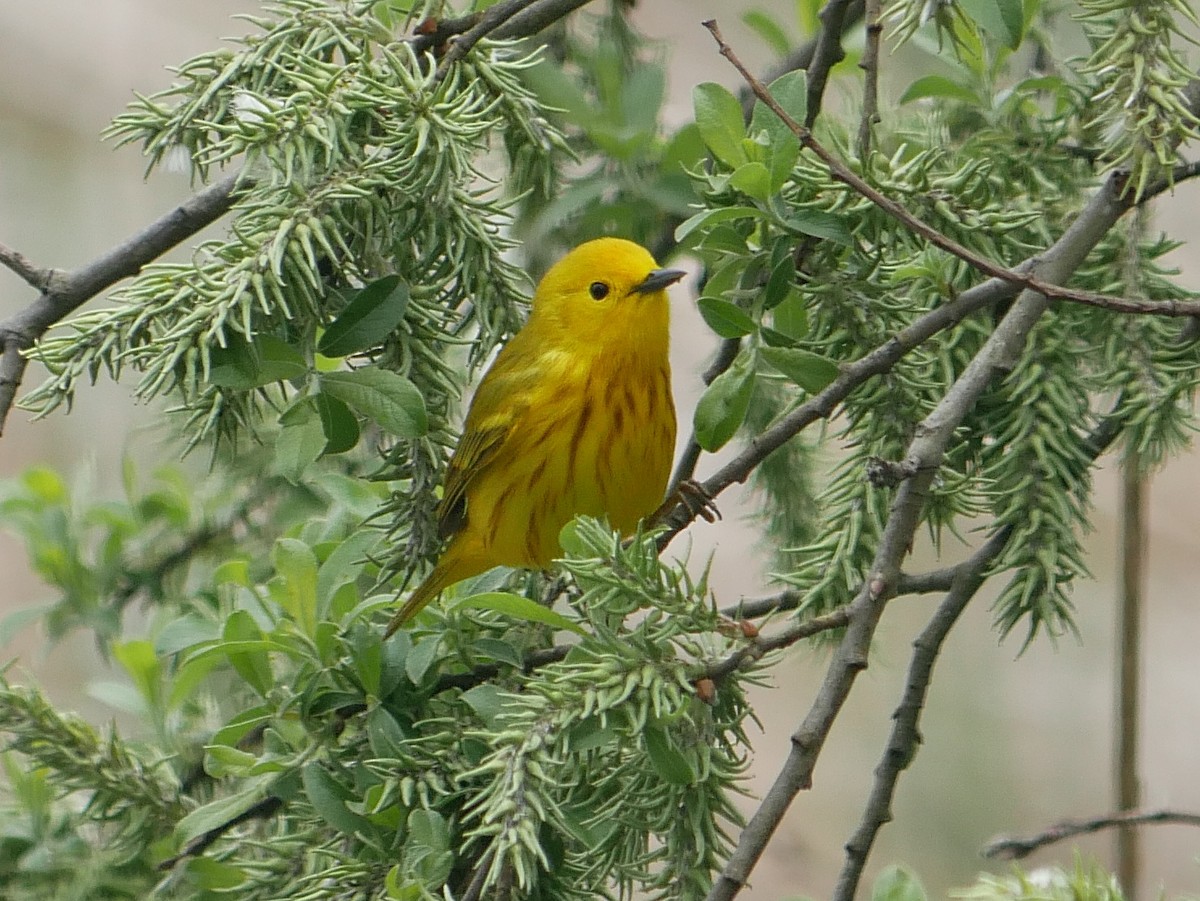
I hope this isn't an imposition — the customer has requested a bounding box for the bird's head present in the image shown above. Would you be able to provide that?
[529,237,685,341]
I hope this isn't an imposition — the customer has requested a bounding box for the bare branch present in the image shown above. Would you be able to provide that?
[706,606,853,681]
[833,529,1009,901]
[856,0,883,159]
[0,170,243,436]
[0,242,53,290]
[983,809,1200,861]
[433,0,597,77]
[805,0,859,128]
[435,0,543,75]
[492,0,597,40]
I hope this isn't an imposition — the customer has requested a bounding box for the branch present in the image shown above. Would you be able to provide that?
[833,529,1009,901]
[492,0,597,40]
[702,21,1200,320]
[856,0,883,159]
[431,0,597,77]
[0,241,52,290]
[0,170,244,436]
[805,0,859,128]
[705,605,852,681]
[435,0,543,75]
[982,809,1200,861]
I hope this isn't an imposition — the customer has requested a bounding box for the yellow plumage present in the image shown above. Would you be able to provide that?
[385,237,684,634]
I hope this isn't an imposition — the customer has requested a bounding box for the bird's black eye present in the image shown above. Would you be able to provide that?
[589,281,610,301]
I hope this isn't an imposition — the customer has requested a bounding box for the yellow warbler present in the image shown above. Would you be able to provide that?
[385,237,684,634]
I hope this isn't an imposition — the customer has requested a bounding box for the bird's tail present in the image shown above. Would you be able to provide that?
[383,559,455,638]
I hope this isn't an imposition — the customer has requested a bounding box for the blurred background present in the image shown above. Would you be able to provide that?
[1,2,1198,898]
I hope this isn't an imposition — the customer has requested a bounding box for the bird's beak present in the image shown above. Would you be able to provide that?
[632,268,687,294]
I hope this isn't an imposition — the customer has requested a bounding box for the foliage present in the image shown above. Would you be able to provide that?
[2,0,1200,898]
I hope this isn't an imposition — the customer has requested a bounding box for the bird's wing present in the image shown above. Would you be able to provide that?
[436,415,511,539]
[435,342,534,540]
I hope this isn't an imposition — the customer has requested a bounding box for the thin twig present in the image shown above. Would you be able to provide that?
[982,809,1200,861]
[460,845,500,901]
[0,170,244,436]
[436,0,577,77]
[856,0,883,160]
[0,242,53,290]
[702,21,1200,320]
[805,0,858,128]
[706,606,852,681]
[727,559,962,621]
[1116,456,1145,891]
[437,0,539,71]
[833,529,1008,901]
[492,0,596,40]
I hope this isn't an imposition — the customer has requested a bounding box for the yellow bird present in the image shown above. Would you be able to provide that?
[385,237,684,635]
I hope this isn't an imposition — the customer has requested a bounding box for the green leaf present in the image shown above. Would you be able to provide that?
[367,707,406,758]
[316,529,382,616]
[749,69,807,190]
[318,276,411,357]
[209,335,307,390]
[899,75,982,106]
[674,206,764,243]
[184,857,247,891]
[405,636,441,685]
[112,640,161,710]
[729,161,772,201]
[763,255,797,309]
[174,781,272,844]
[406,808,454,887]
[222,610,273,697]
[697,296,755,338]
[620,65,665,136]
[643,725,695,785]
[760,346,839,393]
[471,637,524,668]
[203,745,260,779]
[320,368,428,438]
[693,82,747,167]
[958,0,1024,49]
[461,683,506,729]
[784,209,855,246]
[770,291,809,340]
[272,538,319,636]
[452,591,587,636]
[750,70,808,148]
[742,9,792,55]
[276,401,326,484]
[314,393,360,454]
[872,865,927,901]
[694,352,756,451]
[301,762,374,838]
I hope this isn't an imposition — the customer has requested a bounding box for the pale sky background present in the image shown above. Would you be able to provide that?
[2,2,1200,899]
